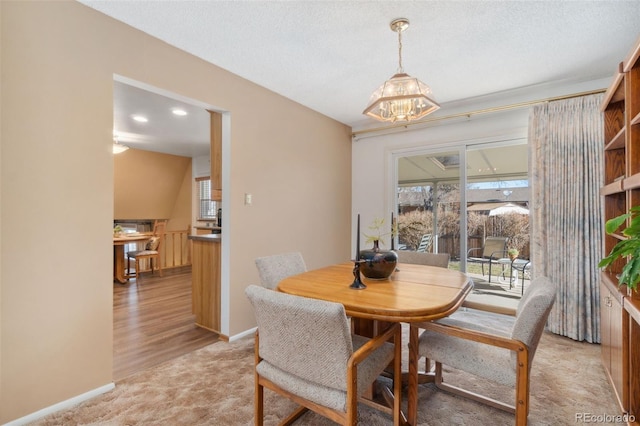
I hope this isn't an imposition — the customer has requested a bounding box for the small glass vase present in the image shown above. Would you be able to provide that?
[359,240,398,280]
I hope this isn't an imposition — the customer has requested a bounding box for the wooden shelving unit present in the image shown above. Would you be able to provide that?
[600,35,640,424]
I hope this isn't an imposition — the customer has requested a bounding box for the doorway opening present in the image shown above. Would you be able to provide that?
[112,77,223,380]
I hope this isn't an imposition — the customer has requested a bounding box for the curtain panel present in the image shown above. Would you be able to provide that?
[529,93,604,343]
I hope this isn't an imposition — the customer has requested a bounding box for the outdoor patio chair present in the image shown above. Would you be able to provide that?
[467,236,508,282]
[416,234,433,252]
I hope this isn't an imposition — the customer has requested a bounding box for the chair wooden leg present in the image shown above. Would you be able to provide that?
[434,361,517,416]
[393,326,402,426]
[280,406,308,425]
[135,258,140,280]
[254,332,263,426]
[515,352,530,425]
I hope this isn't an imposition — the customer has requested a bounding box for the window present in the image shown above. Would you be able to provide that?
[197,177,217,220]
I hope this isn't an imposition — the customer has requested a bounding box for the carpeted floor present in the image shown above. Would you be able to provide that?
[31,309,619,425]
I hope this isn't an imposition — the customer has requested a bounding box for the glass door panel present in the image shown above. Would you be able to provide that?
[465,142,529,293]
[396,150,462,263]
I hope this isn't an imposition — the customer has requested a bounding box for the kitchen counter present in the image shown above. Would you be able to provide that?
[188,234,222,242]
[189,233,221,335]
[193,226,222,235]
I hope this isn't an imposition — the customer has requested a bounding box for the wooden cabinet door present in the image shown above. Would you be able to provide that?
[601,281,612,369]
[609,294,625,409]
[601,279,627,411]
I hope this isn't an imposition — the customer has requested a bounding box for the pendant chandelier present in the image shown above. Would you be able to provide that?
[363,18,440,123]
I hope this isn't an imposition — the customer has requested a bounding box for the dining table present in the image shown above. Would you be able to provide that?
[113,234,151,283]
[277,261,473,426]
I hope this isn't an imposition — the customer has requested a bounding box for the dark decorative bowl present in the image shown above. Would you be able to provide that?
[359,242,398,280]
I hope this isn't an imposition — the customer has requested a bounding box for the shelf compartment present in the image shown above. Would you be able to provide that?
[605,191,627,217]
[605,149,626,184]
[606,127,627,150]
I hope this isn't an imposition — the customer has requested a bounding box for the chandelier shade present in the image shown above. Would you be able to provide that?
[363,72,439,122]
[363,18,440,123]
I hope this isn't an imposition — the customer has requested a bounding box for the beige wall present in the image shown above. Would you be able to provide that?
[113,148,192,229]
[0,1,351,423]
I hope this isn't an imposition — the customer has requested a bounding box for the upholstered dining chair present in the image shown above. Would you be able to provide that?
[396,250,451,373]
[396,251,450,268]
[245,285,401,426]
[254,252,307,290]
[127,220,166,280]
[414,276,556,425]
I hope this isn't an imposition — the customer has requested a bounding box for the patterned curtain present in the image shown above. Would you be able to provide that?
[529,93,604,343]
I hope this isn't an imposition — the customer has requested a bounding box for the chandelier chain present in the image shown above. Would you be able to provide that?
[397,29,403,73]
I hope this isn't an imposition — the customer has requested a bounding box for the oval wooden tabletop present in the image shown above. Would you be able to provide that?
[278,262,473,322]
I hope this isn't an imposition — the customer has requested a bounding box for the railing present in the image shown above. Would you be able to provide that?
[129,228,192,274]
[162,228,192,270]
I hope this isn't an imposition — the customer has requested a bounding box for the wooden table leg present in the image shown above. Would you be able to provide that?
[113,245,129,284]
[353,317,409,425]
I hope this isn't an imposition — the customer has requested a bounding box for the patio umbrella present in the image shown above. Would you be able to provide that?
[488,203,529,216]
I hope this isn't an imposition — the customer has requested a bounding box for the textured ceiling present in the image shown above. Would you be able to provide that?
[80,0,640,156]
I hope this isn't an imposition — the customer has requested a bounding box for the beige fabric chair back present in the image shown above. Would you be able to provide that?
[245,285,353,390]
[255,252,307,290]
[397,251,449,268]
[512,276,557,366]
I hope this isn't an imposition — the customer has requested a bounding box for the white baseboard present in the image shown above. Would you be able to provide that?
[228,326,256,342]
[4,382,115,426]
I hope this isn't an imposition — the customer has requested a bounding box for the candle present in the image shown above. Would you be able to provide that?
[356,214,360,259]
[391,212,395,250]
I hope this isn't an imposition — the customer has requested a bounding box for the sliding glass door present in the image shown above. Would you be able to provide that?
[395,140,529,289]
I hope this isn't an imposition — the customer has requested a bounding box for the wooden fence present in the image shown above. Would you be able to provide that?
[437,233,530,260]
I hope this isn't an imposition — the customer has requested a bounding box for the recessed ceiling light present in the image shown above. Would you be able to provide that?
[172,108,188,116]
[132,115,148,123]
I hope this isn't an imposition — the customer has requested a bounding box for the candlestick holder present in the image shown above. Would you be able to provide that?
[350,259,366,290]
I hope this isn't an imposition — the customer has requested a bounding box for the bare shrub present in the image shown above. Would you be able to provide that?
[397,210,432,250]
[467,212,486,236]
[486,213,530,253]
[397,208,530,257]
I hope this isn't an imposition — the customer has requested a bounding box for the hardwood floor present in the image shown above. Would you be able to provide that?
[113,266,219,381]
